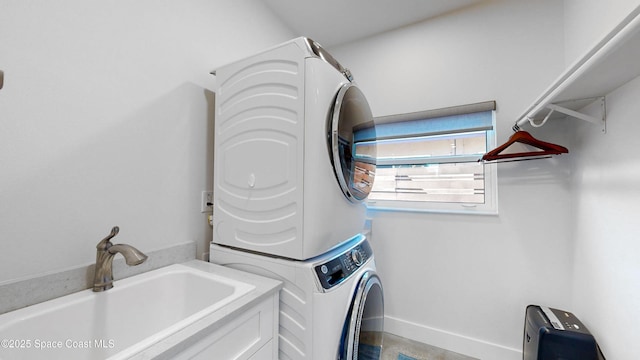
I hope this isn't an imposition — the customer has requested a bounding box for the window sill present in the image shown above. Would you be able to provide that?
[366,202,498,216]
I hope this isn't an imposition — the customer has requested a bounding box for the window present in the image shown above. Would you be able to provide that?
[355,101,497,214]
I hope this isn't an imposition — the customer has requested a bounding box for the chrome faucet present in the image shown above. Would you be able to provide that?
[93,226,148,292]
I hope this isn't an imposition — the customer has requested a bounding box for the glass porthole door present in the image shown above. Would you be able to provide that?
[341,271,384,360]
[329,84,377,203]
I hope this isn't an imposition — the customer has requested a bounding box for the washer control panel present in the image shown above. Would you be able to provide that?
[314,239,373,290]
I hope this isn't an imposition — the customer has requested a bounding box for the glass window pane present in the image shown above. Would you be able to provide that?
[368,162,485,204]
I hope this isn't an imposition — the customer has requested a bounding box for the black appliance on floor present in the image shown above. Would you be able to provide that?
[523,305,605,360]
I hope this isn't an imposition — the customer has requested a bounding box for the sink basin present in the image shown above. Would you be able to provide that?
[0,263,256,360]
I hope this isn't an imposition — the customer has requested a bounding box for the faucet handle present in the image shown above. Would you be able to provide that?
[97,226,120,249]
[107,226,119,238]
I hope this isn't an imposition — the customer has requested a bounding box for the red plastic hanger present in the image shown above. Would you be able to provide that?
[481,130,568,162]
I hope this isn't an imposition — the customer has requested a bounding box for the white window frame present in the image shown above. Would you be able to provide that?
[363,102,498,215]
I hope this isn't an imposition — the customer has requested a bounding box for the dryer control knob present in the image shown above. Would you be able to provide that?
[351,249,364,266]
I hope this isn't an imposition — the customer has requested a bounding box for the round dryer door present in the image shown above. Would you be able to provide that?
[341,271,384,360]
[329,84,376,203]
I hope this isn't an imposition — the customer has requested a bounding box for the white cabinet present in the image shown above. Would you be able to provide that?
[174,294,279,360]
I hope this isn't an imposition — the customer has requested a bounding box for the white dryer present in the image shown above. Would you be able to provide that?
[210,234,384,360]
[213,37,377,260]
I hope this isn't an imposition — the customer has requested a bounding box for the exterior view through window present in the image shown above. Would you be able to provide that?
[354,101,497,214]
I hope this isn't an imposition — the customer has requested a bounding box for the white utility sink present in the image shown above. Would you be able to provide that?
[0,263,257,360]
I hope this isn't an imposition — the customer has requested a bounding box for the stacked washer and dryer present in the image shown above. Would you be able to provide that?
[210,37,383,360]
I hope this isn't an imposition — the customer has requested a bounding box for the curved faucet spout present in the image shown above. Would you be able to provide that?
[109,244,148,266]
[93,226,148,292]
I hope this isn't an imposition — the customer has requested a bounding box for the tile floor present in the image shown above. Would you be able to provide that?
[381,333,479,360]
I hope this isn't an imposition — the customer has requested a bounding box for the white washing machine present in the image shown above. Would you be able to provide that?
[213,37,377,260]
[210,234,384,360]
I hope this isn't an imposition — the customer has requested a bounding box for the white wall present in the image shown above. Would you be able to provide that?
[0,0,293,283]
[570,75,640,360]
[330,1,572,358]
[563,0,640,65]
[564,1,640,359]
